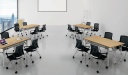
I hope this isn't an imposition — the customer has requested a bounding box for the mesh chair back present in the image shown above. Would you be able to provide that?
[90,45,99,56]
[43,24,46,30]
[76,39,82,48]
[68,24,72,30]
[1,32,9,39]
[120,35,128,47]
[86,22,91,26]
[75,26,80,32]
[14,23,19,32]
[94,23,99,30]
[15,45,24,56]
[31,39,38,49]
[104,32,113,40]
[23,22,27,26]
[34,27,39,33]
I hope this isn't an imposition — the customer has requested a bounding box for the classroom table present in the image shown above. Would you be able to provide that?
[84,36,124,68]
[0,37,29,67]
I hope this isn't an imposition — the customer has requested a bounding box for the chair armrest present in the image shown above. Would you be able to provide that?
[6,53,14,57]
[24,46,30,48]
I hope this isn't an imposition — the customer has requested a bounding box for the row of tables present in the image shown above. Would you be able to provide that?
[73,24,124,68]
[0,24,40,67]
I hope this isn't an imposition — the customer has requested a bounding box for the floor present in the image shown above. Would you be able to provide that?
[0,25,128,75]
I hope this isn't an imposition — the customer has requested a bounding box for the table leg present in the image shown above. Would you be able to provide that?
[3,49,5,68]
[107,48,109,68]
[120,45,122,62]
[113,47,116,64]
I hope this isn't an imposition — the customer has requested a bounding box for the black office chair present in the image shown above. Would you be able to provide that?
[66,24,75,39]
[24,39,41,64]
[116,35,128,62]
[75,26,83,40]
[38,24,46,39]
[104,32,113,40]
[13,23,22,37]
[42,24,48,37]
[30,27,39,39]
[73,39,90,63]
[1,32,10,39]
[86,45,108,73]
[23,22,27,35]
[90,23,101,36]
[85,22,91,35]
[6,45,25,74]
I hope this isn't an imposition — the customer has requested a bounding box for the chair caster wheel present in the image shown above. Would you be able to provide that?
[47,35,48,36]
[16,62,18,64]
[75,35,76,37]
[30,54,32,56]
[24,58,25,60]
[70,36,71,38]
[89,58,90,60]
[124,59,126,62]
[40,38,41,39]
[43,37,44,38]
[66,35,67,36]
[73,38,74,39]
[96,62,98,64]
[97,71,99,73]
[15,71,18,74]
[86,65,89,67]
[32,61,34,63]
[40,56,41,59]
[73,56,74,58]
[6,67,8,69]
[100,35,101,36]
[90,35,91,36]
[106,66,108,69]
[82,54,84,56]
[80,61,82,63]
[26,65,28,67]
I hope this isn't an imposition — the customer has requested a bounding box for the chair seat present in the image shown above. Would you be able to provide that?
[76,32,83,34]
[7,53,22,60]
[78,46,89,52]
[24,47,36,52]
[92,53,107,60]
[30,32,38,34]
[92,29,98,31]
[39,30,44,32]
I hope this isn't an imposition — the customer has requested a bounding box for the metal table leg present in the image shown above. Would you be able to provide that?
[107,48,109,68]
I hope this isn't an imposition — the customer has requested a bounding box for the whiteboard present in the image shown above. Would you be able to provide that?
[38,0,67,12]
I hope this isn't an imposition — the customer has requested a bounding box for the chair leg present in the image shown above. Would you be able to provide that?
[80,53,85,63]
[73,50,78,58]
[27,53,34,63]
[10,61,18,74]
[97,60,104,73]
[86,57,92,67]
[66,32,69,36]
[124,51,127,61]
[36,50,41,58]
[45,32,48,36]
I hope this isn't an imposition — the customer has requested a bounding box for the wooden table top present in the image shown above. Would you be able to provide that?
[20,24,40,29]
[0,37,29,49]
[84,36,124,48]
[73,24,94,28]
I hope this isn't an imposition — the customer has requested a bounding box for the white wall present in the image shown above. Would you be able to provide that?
[19,0,83,25]
[82,0,128,41]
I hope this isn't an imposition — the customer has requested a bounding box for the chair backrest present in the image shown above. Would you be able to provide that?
[86,22,91,26]
[23,22,27,26]
[76,39,82,48]
[104,32,113,40]
[15,45,24,56]
[94,23,99,30]
[1,32,9,39]
[43,24,46,30]
[90,45,99,56]
[68,24,72,30]
[14,23,19,31]
[120,35,128,47]
[34,27,39,33]
[31,39,38,49]
[75,26,80,32]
